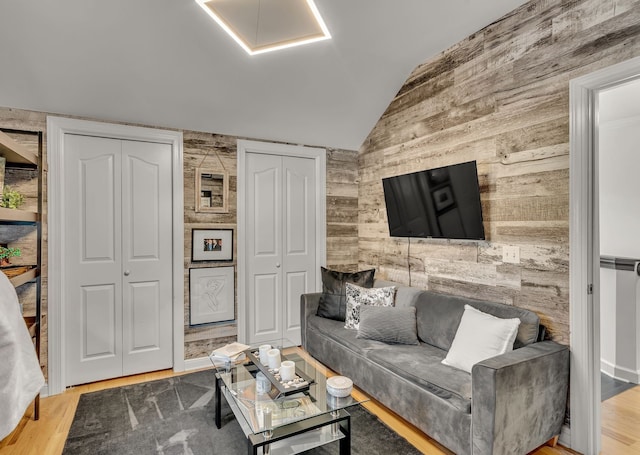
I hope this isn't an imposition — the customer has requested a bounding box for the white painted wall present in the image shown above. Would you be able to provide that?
[599,266,640,383]
[598,81,640,384]
[599,118,640,257]
[599,267,616,377]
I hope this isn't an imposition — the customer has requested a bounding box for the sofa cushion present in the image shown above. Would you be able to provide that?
[307,315,387,355]
[316,267,375,321]
[442,305,520,373]
[357,305,419,345]
[414,291,539,351]
[367,344,472,413]
[374,279,424,308]
[344,283,396,329]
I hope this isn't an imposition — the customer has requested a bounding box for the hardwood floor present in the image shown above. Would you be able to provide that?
[1,355,638,455]
[601,385,640,454]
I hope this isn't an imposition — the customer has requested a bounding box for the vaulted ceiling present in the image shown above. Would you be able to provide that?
[0,1,528,150]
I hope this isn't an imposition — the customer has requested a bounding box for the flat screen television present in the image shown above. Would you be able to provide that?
[382,160,485,240]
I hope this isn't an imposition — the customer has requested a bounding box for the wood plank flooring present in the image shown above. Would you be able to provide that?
[601,385,640,454]
[1,354,638,455]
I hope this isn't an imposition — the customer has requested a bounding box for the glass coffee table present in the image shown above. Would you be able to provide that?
[212,344,366,455]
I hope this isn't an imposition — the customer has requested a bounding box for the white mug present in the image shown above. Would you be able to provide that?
[267,348,281,369]
[280,360,296,381]
[259,344,271,366]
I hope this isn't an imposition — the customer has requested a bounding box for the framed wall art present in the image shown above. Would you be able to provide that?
[192,228,233,262]
[189,266,235,325]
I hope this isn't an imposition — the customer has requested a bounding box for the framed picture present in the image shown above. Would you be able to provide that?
[192,228,233,262]
[189,266,235,325]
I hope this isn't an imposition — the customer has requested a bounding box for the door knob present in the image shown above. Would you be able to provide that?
[276,263,281,268]
[124,270,130,276]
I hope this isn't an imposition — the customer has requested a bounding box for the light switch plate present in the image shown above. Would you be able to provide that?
[502,245,520,264]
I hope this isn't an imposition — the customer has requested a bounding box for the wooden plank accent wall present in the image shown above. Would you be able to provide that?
[358,0,640,344]
[0,106,358,377]
[327,148,359,272]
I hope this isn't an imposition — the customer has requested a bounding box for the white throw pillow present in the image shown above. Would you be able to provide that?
[442,305,521,373]
[344,282,396,330]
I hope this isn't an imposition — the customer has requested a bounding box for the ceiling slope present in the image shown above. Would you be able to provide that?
[0,0,528,150]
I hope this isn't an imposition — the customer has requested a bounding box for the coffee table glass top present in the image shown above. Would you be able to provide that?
[212,343,366,435]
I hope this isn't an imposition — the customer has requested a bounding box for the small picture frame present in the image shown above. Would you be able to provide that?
[189,266,235,325]
[192,229,233,262]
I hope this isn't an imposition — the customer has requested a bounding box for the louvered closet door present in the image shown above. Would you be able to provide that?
[64,134,173,386]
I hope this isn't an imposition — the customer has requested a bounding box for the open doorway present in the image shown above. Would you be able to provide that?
[569,56,640,455]
[597,81,640,452]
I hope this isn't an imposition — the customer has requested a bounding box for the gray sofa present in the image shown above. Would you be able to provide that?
[300,280,569,455]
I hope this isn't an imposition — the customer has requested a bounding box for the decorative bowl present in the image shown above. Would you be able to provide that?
[326,376,353,397]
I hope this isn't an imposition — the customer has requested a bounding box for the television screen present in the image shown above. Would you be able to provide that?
[382,161,485,240]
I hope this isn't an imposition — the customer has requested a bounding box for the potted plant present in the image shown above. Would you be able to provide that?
[0,245,21,267]
[0,187,25,209]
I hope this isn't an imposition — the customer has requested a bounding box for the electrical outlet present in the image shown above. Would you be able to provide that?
[502,245,520,264]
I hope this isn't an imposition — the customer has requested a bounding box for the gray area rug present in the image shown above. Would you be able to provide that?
[63,369,421,454]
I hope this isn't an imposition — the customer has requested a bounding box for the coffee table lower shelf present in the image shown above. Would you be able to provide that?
[217,377,351,455]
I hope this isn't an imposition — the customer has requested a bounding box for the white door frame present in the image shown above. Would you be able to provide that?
[47,116,185,395]
[237,139,326,344]
[569,55,640,454]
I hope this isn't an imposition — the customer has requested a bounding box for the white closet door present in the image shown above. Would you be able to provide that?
[246,152,316,346]
[282,156,316,344]
[247,152,283,344]
[65,134,124,385]
[121,140,173,375]
[64,135,173,386]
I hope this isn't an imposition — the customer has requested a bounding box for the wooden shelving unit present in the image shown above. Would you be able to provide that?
[9,267,39,287]
[0,206,38,223]
[0,127,43,421]
[0,130,38,166]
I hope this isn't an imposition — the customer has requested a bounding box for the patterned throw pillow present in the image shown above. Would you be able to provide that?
[344,283,397,330]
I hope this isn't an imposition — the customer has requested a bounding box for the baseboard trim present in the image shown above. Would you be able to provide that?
[600,360,639,384]
[559,424,571,448]
[41,360,211,398]
[184,356,213,371]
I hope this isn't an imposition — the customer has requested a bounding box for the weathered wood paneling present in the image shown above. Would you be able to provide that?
[326,147,359,271]
[358,0,640,344]
[0,107,358,374]
[181,130,237,359]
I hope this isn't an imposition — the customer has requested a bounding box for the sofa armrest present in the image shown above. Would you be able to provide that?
[300,293,322,350]
[471,341,569,455]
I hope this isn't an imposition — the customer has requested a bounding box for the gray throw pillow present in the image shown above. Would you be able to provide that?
[316,267,375,321]
[344,283,396,330]
[357,305,419,345]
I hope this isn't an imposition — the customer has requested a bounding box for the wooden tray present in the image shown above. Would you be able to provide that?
[245,349,315,397]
